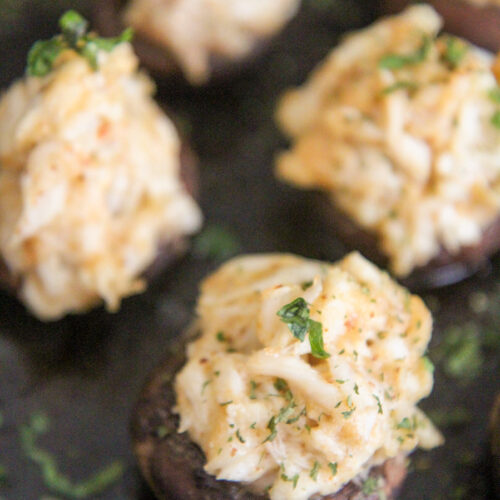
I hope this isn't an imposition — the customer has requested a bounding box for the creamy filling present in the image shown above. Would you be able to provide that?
[0,44,202,319]
[124,0,301,83]
[276,5,500,277]
[175,252,442,500]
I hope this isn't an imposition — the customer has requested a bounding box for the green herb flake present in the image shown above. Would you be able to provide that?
[201,379,212,395]
[353,383,359,395]
[156,425,169,439]
[379,36,431,70]
[0,464,7,486]
[20,411,124,498]
[328,462,338,476]
[277,298,330,358]
[397,417,413,430]
[235,429,246,443]
[335,379,346,384]
[308,319,330,359]
[216,331,226,342]
[214,370,220,377]
[334,401,342,409]
[338,349,345,355]
[342,407,356,419]
[373,394,383,414]
[309,461,320,481]
[281,472,299,489]
[193,225,241,261]
[491,111,500,130]
[27,10,133,77]
[362,476,379,495]
[422,356,435,373]
[277,298,310,341]
[220,400,233,407]
[443,36,467,68]
[488,87,500,105]
[263,416,278,443]
[435,324,483,381]
[249,380,258,399]
[427,407,472,428]
[301,280,313,291]
[250,422,256,429]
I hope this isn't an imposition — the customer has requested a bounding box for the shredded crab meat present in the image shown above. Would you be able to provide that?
[175,252,442,500]
[276,5,500,277]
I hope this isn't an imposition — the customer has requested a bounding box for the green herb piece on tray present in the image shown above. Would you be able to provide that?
[277,298,330,359]
[27,10,133,77]
[379,36,431,70]
[20,411,124,499]
[0,464,7,486]
[193,225,241,261]
[427,407,472,428]
[433,323,483,381]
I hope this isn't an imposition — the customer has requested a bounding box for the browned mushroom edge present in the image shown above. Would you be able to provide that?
[93,0,273,84]
[0,141,200,300]
[379,0,500,52]
[130,326,408,500]
[311,193,500,290]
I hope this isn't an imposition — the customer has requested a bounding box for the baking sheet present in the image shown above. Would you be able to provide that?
[0,1,498,499]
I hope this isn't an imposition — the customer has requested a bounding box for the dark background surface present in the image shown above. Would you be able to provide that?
[0,1,499,499]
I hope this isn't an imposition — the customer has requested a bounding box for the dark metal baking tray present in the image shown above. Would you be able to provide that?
[0,1,498,499]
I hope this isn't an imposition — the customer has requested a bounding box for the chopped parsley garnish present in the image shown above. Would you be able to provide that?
[20,411,124,498]
[353,383,359,395]
[489,87,500,104]
[342,407,356,419]
[382,80,418,94]
[277,298,310,341]
[443,36,467,68]
[373,394,383,414]
[249,380,258,399]
[491,111,500,130]
[422,356,435,373]
[250,422,256,429]
[301,280,313,290]
[433,323,483,381]
[427,407,471,428]
[27,10,133,77]
[216,331,226,342]
[220,400,233,406]
[277,298,330,359]
[235,429,245,443]
[193,225,241,261]
[396,417,414,430]
[309,461,320,481]
[0,464,7,486]
[201,379,212,395]
[281,471,299,489]
[362,476,379,495]
[379,36,431,70]
[328,462,338,476]
[156,425,169,439]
